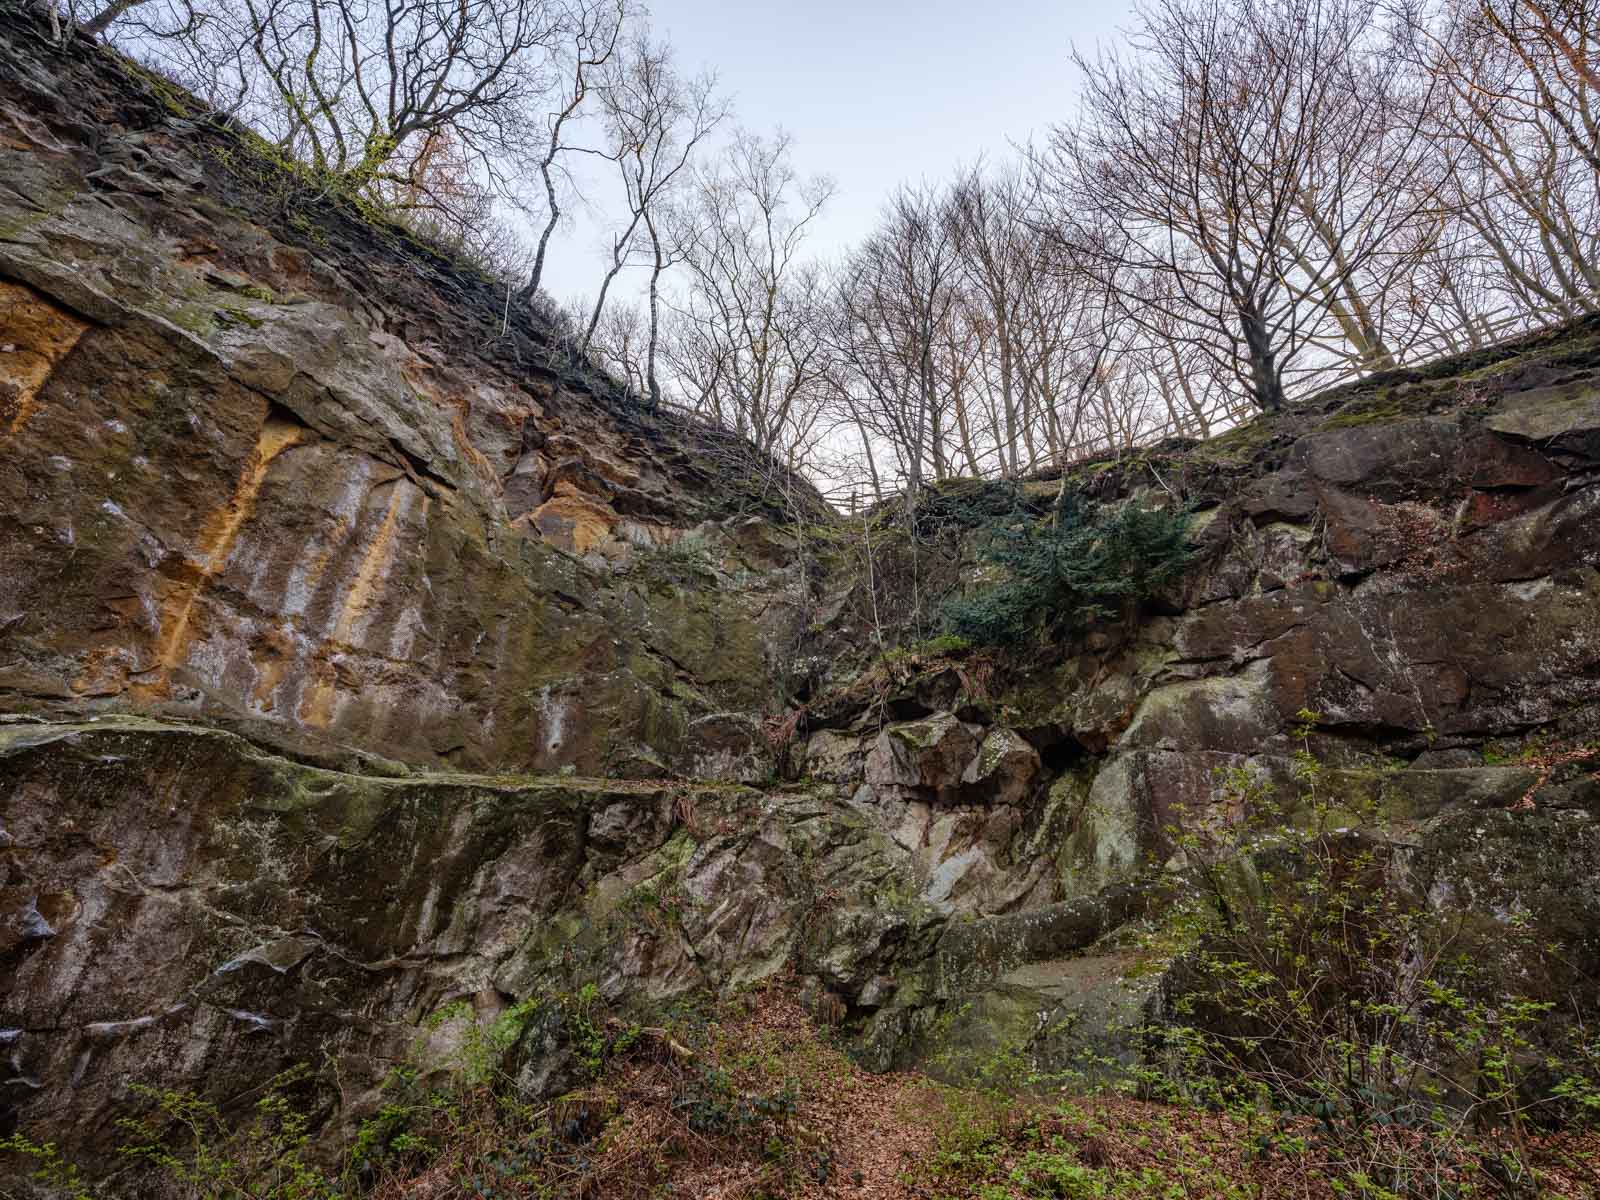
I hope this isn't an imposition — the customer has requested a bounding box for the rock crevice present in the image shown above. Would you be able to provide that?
[3,7,1600,1183]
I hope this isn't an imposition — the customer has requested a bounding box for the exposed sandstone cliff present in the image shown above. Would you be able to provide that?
[3,8,1599,1192]
[0,8,816,783]
[792,326,1600,1071]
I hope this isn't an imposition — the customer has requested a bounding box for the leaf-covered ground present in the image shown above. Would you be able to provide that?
[364,981,1600,1200]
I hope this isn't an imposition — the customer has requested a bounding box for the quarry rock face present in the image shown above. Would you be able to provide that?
[0,718,931,1164]
[3,11,1600,1189]
[0,16,808,784]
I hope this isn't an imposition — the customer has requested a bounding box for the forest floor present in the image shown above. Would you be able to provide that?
[366,980,1600,1200]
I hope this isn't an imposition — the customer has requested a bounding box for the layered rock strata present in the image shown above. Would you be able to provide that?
[3,7,1600,1188]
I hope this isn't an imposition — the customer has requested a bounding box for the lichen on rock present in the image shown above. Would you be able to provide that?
[4,7,1600,1189]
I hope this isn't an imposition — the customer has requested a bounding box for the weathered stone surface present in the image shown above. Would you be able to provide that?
[1487,379,1600,446]
[0,278,88,434]
[1120,661,1279,752]
[864,714,982,802]
[907,951,1162,1085]
[0,19,813,782]
[1,719,596,1162]
[0,719,954,1172]
[528,487,620,553]
[805,728,873,785]
[1297,417,1461,494]
[961,726,1042,805]
[789,319,1600,1094]
[923,887,1149,1001]
[1414,799,1600,984]
[6,12,1600,1187]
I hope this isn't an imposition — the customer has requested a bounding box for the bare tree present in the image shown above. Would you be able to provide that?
[517,0,628,304]
[947,166,1034,475]
[104,0,568,197]
[663,131,836,464]
[588,299,650,394]
[1040,0,1443,410]
[1403,0,1600,322]
[577,31,726,410]
[35,0,166,40]
[375,126,527,272]
[1472,0,1599,172]
[79,0,163,35]
[830,184,963,497]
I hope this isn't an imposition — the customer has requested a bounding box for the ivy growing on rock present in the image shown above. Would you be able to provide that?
[942,497,1197,645]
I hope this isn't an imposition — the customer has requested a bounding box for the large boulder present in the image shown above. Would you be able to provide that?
[861,714,1040,807]
[864,713,983,802]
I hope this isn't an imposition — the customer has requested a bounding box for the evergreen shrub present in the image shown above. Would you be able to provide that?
[942,497,1196,645]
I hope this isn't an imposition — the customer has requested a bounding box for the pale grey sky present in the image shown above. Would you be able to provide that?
[536,0,1138,306]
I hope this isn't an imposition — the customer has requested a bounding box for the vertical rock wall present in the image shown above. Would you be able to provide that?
[0,11,811,780]
[2,9,1600,1189]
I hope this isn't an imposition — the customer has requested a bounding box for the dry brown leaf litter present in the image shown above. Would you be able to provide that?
[371,981,1600,1200]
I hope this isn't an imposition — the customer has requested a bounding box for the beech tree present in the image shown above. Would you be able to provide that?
[946,167,1033,475]
[663,131,835,465]
[1405,0,1600,322]
[829,184,963,498]
[1039,0,1442,410]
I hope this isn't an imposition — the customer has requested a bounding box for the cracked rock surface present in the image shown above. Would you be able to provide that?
[3,6,1600,1188]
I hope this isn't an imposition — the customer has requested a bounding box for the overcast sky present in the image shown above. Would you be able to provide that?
[535,0,1138,307]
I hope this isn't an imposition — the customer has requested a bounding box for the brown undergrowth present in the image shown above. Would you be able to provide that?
[355,981,1600,1200]
[914,1092,1600,1199]
[364,981,942,1200]
[11,981,1595,1198]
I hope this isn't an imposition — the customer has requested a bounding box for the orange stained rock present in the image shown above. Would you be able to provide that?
[450,402,497,485]
[297,657,340,730]
[299,480,413,728]
[148,416,307,686]
[395,345,494,488]
[0,280,90,436]
[530,489,618,555]
[330,482,409,645]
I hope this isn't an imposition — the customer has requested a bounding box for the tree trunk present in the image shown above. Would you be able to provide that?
[644,213,665,412]
[519,160,563,305]
[1239,304,1285,410]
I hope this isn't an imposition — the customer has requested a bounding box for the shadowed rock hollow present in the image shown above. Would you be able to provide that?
[2,7,1599,1192]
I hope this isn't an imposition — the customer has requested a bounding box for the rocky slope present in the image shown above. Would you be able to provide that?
[790,313,1600,1075]
[3,7,1600,1191]
[0,6,816,784]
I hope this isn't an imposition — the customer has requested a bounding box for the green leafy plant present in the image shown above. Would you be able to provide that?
[915,632,974,657]
[672,1063,798,1135]
[0,1132,95,1200]
[115,1064,336,1200]
[942,498,1195,645]
[1150,731,1600,1200]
